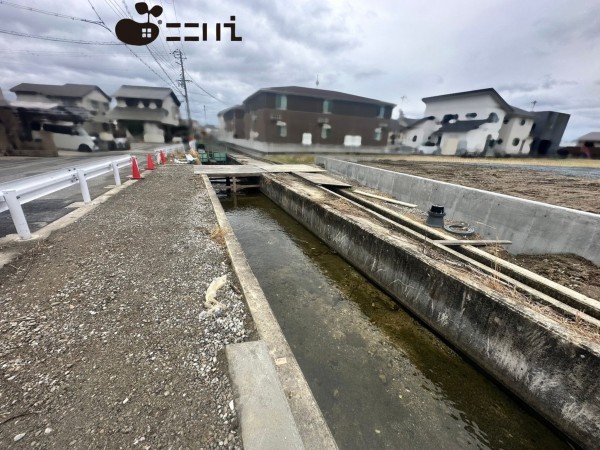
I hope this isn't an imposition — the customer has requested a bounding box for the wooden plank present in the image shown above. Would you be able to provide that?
[294,172,352,187]
[353,190,417,208]
[434,240,513,246]
[195,164,324,176]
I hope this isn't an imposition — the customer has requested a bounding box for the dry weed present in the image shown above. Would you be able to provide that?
[210,226,226,246]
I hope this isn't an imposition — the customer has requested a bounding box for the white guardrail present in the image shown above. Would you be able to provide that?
[0,155,135,240]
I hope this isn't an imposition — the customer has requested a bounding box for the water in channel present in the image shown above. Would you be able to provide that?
[221,193,568,450]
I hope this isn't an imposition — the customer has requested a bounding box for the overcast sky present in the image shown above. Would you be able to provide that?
[1,0,599,141]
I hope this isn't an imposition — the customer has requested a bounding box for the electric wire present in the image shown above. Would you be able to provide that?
[86,0,183,97]
[0,0,109,29]
[0,28,122,44]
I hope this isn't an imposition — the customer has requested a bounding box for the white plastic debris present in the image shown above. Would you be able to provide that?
[203,275,227,315]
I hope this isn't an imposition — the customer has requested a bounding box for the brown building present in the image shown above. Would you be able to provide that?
[222,86,396,147]
[218,105,245,139]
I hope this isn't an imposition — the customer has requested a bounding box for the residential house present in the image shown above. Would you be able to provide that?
[575,132,600,149]
[10,83,111,129]
[218,105,245,139]
[237,86,396,147]
[0,88,96,157]
[107,85,181,143]
[401,88,568,156]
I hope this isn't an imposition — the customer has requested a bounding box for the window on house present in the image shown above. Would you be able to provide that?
[323,100,332,113]
[466,112,477,118]
[374,127,382,141]
[276,94,287,110]
[513,138,520,146]
[91,100,100,109]
[503,118,509,124]
[520,119,526,125]
[488,113,499,123]
[497,138,503,144]
[321,124,331,139]
[276,121,287,137]
[412,135,417,142]
[442,114,459,123]
[377,106,385,118]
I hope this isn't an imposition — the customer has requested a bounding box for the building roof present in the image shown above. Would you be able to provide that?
[217,105,244,116]
[397,116,435,131]
[422,88,535,117]
[112,85,181,106]
[245,86,396,107]
[437,119,488,133]
[10,83,110,101]
[576,132,600,142]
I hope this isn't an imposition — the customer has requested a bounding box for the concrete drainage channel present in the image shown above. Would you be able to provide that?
[203,155,599,448]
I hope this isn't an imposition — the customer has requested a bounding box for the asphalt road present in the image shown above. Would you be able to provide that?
[0,144,161,238]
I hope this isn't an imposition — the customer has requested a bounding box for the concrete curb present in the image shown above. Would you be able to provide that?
[202,175,338,450]
[317,156,600,264]
[226,341,304,450]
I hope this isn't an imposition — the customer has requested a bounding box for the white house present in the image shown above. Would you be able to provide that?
[402,88,536,156]
[10,83,110,121]
[107,85,181,143]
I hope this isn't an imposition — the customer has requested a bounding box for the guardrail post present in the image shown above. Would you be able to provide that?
[77,169,92,204]
[4,190,32,239]
[112,162,122,186]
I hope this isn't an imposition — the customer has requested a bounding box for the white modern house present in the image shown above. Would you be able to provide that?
[401,88,536,156]
[107,85,181,143]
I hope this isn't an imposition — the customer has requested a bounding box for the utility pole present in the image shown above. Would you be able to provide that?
[531,100,537,111]
[173,49,192,134]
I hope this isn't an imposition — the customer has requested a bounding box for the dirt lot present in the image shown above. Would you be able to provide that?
[365,159,600,214]
[357,158,600,300]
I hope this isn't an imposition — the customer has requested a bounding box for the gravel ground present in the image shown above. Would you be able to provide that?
[0,166,256,449]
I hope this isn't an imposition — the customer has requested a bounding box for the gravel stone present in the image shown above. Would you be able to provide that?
[0,166,257,448]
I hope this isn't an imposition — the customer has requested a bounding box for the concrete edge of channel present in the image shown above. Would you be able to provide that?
[226,341,304,450]
[0,176,142,269]
[202,174,338,450]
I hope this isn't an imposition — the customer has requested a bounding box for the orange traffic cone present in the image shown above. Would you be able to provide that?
[160,150,167,164]
[131,156,143,180]
[146,153,155,170]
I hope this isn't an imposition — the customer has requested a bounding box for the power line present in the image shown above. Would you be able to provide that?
[0,28,122,44]
[0,49,170,57]
[187,75,228,104]
[0,0,109,29]
[86,0,183,96]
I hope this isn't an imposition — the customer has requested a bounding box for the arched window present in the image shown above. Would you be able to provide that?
[512,138,520,146]
[488,113,499,123]
[412,135,417,142]
[520,119,526,125]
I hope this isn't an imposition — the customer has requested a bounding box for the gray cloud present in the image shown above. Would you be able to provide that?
[0,0,597,139]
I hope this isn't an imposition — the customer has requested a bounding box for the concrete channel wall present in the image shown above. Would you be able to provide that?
[260,174,600,449]
[316,157,600,265]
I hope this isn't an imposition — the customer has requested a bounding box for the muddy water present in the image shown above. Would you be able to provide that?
[221,193,568,450]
